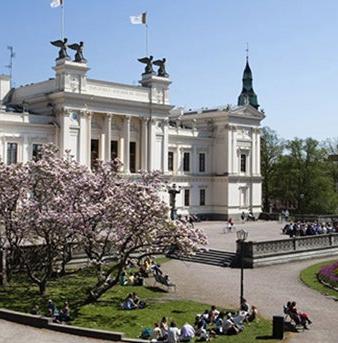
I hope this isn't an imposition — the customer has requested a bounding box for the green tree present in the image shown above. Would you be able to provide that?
[260,127,284,212]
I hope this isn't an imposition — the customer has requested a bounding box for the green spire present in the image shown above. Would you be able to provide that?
[237,58,259,109]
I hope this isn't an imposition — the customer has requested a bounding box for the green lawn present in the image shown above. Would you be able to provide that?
[0,267,277,342]
[300,260,338,298]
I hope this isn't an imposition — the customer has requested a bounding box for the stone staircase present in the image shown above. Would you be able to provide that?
[170,249,236,268]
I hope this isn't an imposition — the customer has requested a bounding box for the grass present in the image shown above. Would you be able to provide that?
[0,265,277,343]
[300,259,338,298]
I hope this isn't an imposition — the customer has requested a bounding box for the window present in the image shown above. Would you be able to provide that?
[240,154,247,173]
[91,139,99,168]
[130,142,136,173]
[183,152,190,172]
[32,144,43,161]
[199,153,206,172]
[184,189,190,206]
[200,189,206,206]
[168,151,174,171]
[7,143,17,165]
[111,140,118,160]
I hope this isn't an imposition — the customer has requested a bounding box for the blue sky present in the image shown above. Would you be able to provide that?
[0,0,337,141]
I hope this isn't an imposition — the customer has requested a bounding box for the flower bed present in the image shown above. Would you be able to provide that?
[317,261,338,289]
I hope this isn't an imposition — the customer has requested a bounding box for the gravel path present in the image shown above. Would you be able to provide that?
[161,221,338,343]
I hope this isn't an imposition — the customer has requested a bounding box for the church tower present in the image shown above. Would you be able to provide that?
[237,58,259,109]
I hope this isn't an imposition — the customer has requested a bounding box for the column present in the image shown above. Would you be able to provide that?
[59,111,71,157]
[123,116,131,173]
[176,146,181,175]
[162,120,169,173]
[87,113,92,166]
[192,145,197,174]
[141,118,148,170]
[79,111,88,165]
[251,129,256,176]
[227,126,233,174]
[148,119,155,171]
[105,114,112,161]
[22,135,29,163]
[256,130,261,175]
[232,127,237,174]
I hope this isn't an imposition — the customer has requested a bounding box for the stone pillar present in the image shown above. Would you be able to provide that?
[176,146,181,175]
[79,111,88,166]
[87,113,92,166]
[256,130,261,175]
[141,118,148,170]
[105,114,112,161]
[59,111,71,157]
[148,119,156,171]
[162,120,169,173]
[22,135,29,163]
[123,116,131,173]
[232,127,237,174]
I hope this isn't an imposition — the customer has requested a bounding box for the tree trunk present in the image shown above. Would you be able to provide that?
[0,249,8,287]
[86,277,117,303]
[39,280,47,296]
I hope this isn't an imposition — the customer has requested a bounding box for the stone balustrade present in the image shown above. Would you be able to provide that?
[237,233,338,267]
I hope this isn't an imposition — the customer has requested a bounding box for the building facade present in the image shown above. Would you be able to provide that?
[0,55,264,220]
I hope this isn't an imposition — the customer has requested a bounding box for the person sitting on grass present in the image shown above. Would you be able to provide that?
[121,293,138,310]
[167,321,181,343]
[127,272,135,285]
[159,316,169,340]
[47,299,56,317]
[247,305,258,322]
[180,322,195,342]
[208,305,220,323]
[222,313,241,335]
[151,322,163,340]
[215,311,225,334]
[59,301,71,323]
[119,271,128,286]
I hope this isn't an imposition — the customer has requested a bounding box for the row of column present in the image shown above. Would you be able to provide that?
[60,111,168,174]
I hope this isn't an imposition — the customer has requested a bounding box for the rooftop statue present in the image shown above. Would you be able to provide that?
[154,58,169,77]
[138,55,154,75]
[50,38,70,60]
[68,41,87,63]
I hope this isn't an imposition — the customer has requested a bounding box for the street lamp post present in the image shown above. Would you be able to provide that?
[236,229,248,306]
[0,235,7,287]
[168,184,181,220]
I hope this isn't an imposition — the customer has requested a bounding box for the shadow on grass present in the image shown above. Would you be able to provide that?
[145,286,168,293]
[255,335,275,340]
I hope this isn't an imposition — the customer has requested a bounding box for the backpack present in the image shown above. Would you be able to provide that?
[141,327,152,339]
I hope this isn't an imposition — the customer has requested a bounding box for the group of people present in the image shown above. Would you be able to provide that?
[46,299,71,323]
[282,221,338,237]
[241,211,256,222]
[284,301,312,329]
[141,302,257,342]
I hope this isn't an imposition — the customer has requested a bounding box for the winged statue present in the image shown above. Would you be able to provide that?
[68,41,87,63]
[50,38,69,60]
[153,58,169,77]
[137,55,154,75]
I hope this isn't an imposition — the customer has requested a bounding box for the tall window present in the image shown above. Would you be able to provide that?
[32,144,42,161]
[184,189,190,206]
[183,152,190,172]
[200,189,206,206]
[240,154,247,173]
[91,139,99,168]
[7,143,17,165]
[130,142,136,173]
[111,140,118,160]
[199,153,206,172]
[168,151,174,171]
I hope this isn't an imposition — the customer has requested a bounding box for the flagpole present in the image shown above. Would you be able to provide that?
[145,23,149,56]
[61,1,64,39]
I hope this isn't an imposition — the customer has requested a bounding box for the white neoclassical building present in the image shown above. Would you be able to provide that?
[0,53,264,220]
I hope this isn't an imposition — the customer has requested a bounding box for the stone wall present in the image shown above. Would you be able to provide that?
[237,234,338,267]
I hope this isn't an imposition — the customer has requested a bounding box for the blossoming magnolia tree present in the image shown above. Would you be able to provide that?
[0,144,207,299]
[77,165,208,301]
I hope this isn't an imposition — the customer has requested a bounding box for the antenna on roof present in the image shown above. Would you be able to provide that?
[5,46,15,88]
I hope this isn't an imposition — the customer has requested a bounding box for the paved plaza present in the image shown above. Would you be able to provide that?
[0,220,337,343]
